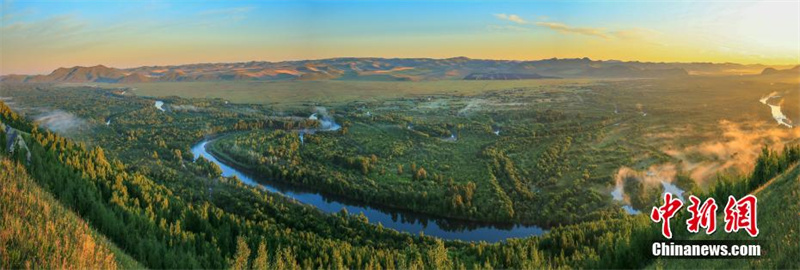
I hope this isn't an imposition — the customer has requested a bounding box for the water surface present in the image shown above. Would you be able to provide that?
[191,140,546,242]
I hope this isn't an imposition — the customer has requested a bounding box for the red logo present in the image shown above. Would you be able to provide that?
[686,195,718,234]
[724,195,759,237]
[651,193,758,238]
[650,193,683,239]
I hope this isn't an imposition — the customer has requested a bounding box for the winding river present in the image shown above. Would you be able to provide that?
[191,140,545,242]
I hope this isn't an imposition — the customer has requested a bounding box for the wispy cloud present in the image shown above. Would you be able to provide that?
[494,13,527,24]
[534,21,609,39]
[610,27,662,41]
[492,13,659,41]
[200,6,253,16]
[197,6,255,25]
[487,24,530,32]
[2,14,88,42]
[2,7,34,23]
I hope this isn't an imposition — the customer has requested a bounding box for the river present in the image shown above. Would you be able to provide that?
[191,140,546,242]
[155,100,165,112]
[760,93,793,128]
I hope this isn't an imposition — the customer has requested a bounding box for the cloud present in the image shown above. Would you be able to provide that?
[2,14,86,38]
[170,104,208,112]
[0,13,137,62]
[199,6,255,16]
[494,13,527,24]
[611,28,652,40]
[486,24,530,32]
[662,119,800,184]
[194,6,255,26]
[491,14,630,40]
[34,110,87,134]
[0,14,100,55]
[613,164,679,199]
[491,13,661,41]
[611,28,669,47]
[2,7,34,23]
[534,21,610,39]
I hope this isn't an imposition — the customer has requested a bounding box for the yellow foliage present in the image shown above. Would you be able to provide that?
[0,158,118,269]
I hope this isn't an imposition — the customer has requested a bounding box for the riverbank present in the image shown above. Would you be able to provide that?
[194,137,548,242]
[204,136,543,225]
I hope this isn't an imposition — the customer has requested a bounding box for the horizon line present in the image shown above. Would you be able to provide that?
[4,56,799,76]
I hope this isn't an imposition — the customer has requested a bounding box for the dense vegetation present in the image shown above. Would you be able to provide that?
[2,102,651,268]
[0,157,139,269]
[2,75,798,269]
[209,91,632,225]
[658,157,800,269]
[1,93,629,267]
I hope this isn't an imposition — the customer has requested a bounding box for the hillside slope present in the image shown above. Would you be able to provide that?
[0,158,141,269]
[759,65,800,83]
[760,65,799,75]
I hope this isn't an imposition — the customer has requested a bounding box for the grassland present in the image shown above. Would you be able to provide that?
[124,79,598,108]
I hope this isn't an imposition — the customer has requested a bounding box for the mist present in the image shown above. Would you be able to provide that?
[34,110,87,134]
[310,107,341,131]
[664,120,800,184]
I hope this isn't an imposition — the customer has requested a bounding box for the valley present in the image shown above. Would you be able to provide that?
[3,0,799,268]
[1,62,798,269]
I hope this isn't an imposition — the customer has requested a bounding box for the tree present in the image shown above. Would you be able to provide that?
[414,167,427,181]
[427,239,451,269]
[0,129,6,153]
[252,241,269,270]
[274,247,298,270]
[229,236,251,270]
[173,149,183,162]
[360,158,370,175]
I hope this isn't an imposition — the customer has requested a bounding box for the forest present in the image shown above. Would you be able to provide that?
[1,76,798,268]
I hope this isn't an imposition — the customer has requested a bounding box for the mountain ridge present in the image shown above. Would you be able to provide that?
[2,57,791,83]
[761,65,800,75]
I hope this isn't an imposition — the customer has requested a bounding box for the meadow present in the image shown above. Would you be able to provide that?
[123,79,598,108]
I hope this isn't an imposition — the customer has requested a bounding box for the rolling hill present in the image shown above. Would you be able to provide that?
[4,57,785,83]
[758,65,800,83]
[760,65,799,75]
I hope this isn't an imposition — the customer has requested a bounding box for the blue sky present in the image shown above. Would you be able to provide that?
[2,0,799,74]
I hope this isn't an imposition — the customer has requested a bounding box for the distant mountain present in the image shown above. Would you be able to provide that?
[28,65,126,83]
[2,57,788,83]
[0,74,29,83]
[118,72,152,83]
[464,72,558,80]
[761,65,799,76]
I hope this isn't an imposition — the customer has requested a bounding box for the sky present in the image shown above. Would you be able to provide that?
[1,0,799,75]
